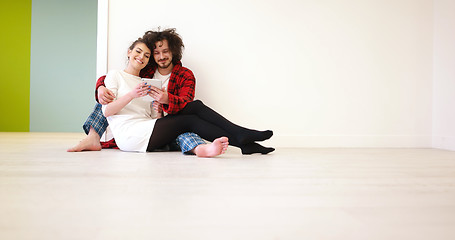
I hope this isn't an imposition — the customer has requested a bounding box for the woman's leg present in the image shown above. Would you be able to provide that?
[147,114,274,154]
[179,100,273,145]
[147,115,234,151]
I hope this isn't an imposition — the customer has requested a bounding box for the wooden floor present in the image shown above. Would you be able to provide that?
[1,132,455,240]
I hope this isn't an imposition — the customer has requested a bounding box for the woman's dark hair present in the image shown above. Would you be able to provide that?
[143,28,184,68]
[128,37,152,51]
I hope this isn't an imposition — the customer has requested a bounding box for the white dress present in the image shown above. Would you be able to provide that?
[102,70,156,152]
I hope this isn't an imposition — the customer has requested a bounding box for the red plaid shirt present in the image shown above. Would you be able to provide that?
[95,61,195,114]
[94,62,196,149]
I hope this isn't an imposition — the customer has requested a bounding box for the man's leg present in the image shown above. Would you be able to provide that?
[67,103,108,152]
[176,132,229,158]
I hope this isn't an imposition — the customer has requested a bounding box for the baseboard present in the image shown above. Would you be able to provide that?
[8,132,437,149]
[432,136,455,151]
[264,135,432,148]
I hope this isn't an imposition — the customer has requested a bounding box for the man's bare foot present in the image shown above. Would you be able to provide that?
[67,128,102,152]
[193,137,229,158]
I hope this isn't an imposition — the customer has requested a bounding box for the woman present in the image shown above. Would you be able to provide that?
[103,37,274,154]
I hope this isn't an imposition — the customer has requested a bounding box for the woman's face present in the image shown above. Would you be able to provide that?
[127,42,151,70]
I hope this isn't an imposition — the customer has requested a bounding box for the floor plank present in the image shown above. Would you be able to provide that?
[1,132,455,240]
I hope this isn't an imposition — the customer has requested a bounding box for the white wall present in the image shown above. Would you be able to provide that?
[433,0,455,151]
[106,0,435,148]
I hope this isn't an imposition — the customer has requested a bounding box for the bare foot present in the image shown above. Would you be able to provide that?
[67,137,102,152]
[67,128,102,152]
[193,137,229,158]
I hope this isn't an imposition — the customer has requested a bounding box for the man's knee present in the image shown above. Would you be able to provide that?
[189,99,204,109]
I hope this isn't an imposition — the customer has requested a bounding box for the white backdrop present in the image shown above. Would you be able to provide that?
[104,0,438,148]
[433,0,455,151]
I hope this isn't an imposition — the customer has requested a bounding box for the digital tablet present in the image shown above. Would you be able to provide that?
[141,78,162,89]
[141,78,162,101]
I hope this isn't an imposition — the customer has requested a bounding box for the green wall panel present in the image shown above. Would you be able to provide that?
[30,0,98,132]
[0,1,32,131]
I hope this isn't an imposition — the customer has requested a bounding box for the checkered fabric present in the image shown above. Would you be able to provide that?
[95,61,195,114]
[93,62,202,154]
[83,104,205,154]
[82,103,108,138]
[176,132,206,155]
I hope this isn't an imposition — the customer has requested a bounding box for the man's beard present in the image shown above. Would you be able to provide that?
[158,60,171,69]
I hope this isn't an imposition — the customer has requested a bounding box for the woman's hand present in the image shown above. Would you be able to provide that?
[129,83,150,99]
[98,86,116,105]
[153,101,163,118]
[104,83,149,117]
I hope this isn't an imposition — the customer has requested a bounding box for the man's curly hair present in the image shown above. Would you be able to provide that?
[143,28,184,68]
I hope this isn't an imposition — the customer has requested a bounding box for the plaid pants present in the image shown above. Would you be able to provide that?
[83,103,205,154]
[82,103,108,138]
[175,132,206,154]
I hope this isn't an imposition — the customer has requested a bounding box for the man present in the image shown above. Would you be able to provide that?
[68,28,228,157]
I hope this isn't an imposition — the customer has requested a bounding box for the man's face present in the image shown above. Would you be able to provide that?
[153,39,173,70]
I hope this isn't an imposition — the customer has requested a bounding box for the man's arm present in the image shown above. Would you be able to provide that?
[94,75,115,105]
[164,68,195,114]
[148,66,196,114]
[94,75,106,103]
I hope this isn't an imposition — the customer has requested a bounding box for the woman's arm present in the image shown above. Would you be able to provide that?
[103,83,149,117]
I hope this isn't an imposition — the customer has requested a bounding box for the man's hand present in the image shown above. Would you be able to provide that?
[98,86,116,105]
[152,101,163,118]
[149,86,169,104]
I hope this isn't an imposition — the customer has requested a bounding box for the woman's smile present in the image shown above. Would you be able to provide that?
[135,57,144,64]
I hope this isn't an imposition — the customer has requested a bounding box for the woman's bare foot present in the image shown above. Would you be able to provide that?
[67,128,102,152]
[193,137,229,158]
